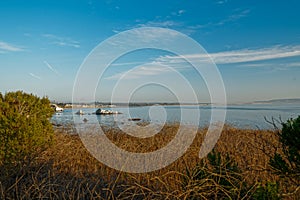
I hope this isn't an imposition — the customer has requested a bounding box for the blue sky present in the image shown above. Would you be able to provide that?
[0,0,300,103]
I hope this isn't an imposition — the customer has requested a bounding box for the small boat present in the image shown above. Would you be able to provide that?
[51,104,64,112]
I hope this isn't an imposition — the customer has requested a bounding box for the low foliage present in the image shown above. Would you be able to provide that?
[253,182,280,200]
[0,91,54,165]
[182,150,250,199]
[269,116,300,198]
[1,108,300,199]
[270,116,300,178]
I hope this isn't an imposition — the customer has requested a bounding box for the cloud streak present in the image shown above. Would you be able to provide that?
[106,45,300,80]
[44,61,60,75]
[110,61,146,66]
[137,20,182,28]
[119,8,249,36]
[158,45,300,65]
[216,0,228,5]
[171,9,186,16]
[186,9,250,32]
[0,41,24,52]
[241,62,300,70]
[217,9,250,25]
[105,62,175,80]
[42,34,80,48]
[29,73,41,80]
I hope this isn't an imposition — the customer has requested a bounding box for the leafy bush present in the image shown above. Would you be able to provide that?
[0,91,54,164]
[182,149,249,199]
[253,182,280,200]
[267,116,300,198]
[269,116,300,179]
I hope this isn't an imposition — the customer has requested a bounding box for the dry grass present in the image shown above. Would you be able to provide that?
[0,124,299,199]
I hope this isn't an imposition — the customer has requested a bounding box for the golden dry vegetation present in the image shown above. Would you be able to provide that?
[0,124,299,199]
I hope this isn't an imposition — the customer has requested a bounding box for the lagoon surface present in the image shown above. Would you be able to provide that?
[51,102,300,130]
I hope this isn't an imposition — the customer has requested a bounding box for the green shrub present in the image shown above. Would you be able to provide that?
[182,149,249,199]
[0,91,54,164]
[253,182,280,200]
[269,116,300,179]
[267,116,300,198]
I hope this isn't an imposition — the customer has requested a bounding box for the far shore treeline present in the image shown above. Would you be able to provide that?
[56,102,211,109]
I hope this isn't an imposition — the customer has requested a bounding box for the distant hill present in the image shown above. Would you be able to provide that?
[254,98,300,104]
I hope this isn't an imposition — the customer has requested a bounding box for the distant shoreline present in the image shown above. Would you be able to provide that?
[54,102,212,109]
[51,98,300,109]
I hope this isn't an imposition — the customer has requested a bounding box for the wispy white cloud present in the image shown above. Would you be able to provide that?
[44,61,60,75]
[186,9,250,32]
[110,61,146,66]
[285,62,300,67]
[105,45,300,80]
[216,0,228,5]
[105,62,176,80]
[0,41,25,52]
[29,73,41,80]
[129,27,181,43]
[137,20,182,28]
[242,62,300,70]
[112,20,183,36]
[111,20,182,37]
[118,8,249,36]
[108,27,182,47]
[42,34,80,48]
[135,9,184,28]
[217,9,250,25]
[209,45,300,64]
[171,9,186,16]
[157,45,300,65]
[112,29,121,34]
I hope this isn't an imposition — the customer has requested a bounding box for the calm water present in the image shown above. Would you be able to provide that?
[51,103,300,131]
